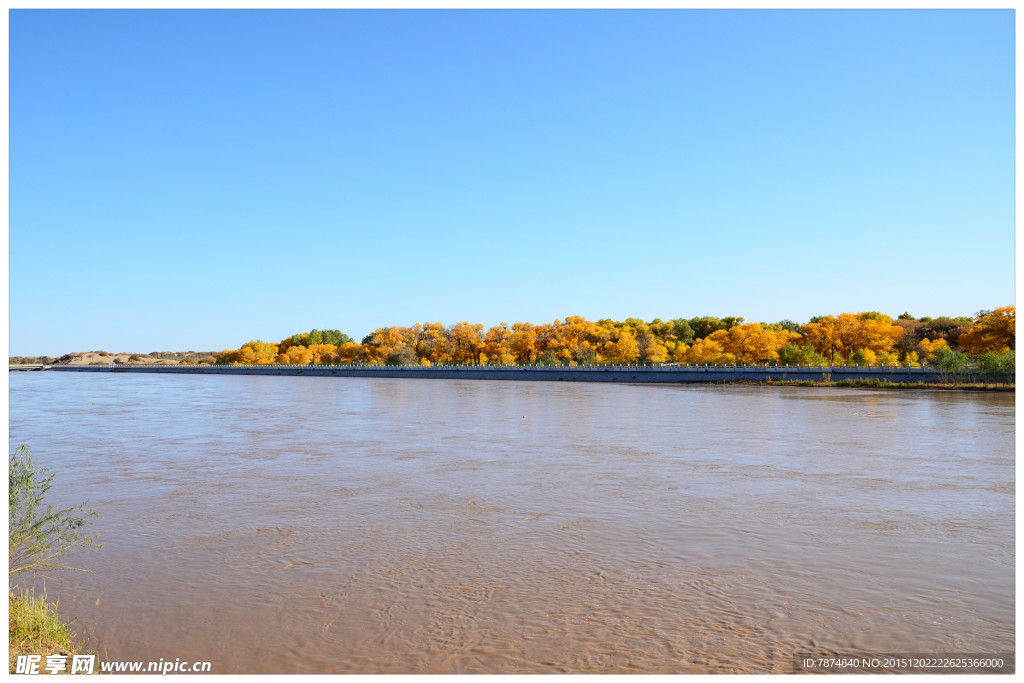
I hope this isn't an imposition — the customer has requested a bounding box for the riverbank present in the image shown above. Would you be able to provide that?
[747,378,1014,391]
[8,590,81,673]
[47,363,1013,386]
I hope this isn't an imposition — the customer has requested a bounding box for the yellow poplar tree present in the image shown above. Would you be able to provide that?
[447,322,485,365]
[509,322,539,364]
[278,345,313,364]
[958,306,1015,354]
[602,327,640,364]
[683,336,732,365]
[335,342,364,364]
[307,344,337,364]
[916,338,949,363]
[483,323,515,365]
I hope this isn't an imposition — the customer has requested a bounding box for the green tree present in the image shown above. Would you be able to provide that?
[929,347,973,383]
[317,329,354,347]
[9,446,101,575]
[386,347,419,365]
[537,349,563,366]
[285,329,354,351]
[571,346,597,365]
[776,342,824,366]
[978,349,1015,377]
[689,317,727,340]
[669,319,695,345]
[929,346,969,370]
[920,317,972,348]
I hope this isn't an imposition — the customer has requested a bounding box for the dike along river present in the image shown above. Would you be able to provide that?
[8,372,1014,673]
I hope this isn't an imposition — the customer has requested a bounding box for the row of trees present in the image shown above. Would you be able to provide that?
[210,308,1013,368]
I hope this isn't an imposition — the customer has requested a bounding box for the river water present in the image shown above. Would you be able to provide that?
[8,373,1015,673]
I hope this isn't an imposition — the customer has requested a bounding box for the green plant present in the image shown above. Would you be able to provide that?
[9,446,101,576]
[776,342,823,366]
[8,589,76,657]
[978,349,1015,377]
[930,347,970,370]
[536,349,562,366]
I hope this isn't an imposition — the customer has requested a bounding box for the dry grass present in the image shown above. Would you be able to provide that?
[8,590,78,673]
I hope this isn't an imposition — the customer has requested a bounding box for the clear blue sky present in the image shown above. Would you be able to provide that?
[9,9,1014,356]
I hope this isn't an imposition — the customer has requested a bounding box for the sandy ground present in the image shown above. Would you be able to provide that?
[58,352,181,365]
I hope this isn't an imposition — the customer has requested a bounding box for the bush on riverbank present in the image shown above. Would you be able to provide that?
[9,446,101,576]
[9,590,80,670]
[9,446,101,672]
[928,348,1015,382]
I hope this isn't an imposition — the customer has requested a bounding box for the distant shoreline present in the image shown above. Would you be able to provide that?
[44,364,1013,388]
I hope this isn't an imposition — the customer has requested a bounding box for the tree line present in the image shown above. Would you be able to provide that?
[207,307,1014,370]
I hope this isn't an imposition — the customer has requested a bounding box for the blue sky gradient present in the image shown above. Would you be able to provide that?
[10,9,1014,356]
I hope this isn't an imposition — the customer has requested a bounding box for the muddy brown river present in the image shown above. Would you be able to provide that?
[8,373,1014,673]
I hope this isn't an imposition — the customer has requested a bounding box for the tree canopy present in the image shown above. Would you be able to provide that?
[212,307,1014,368]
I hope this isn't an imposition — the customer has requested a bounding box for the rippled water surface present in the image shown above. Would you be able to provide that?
[8,373,1015,673]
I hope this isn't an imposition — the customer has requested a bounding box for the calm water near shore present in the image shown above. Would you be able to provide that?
[9,372,1014,673]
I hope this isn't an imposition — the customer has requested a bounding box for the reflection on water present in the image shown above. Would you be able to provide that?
[9,373,1014,673]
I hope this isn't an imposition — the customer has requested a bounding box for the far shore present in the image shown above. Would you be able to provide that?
[43,363,1014,389]
[737,378,1013,391]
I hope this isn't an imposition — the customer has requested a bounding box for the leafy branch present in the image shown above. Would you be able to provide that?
[9,445,102,576]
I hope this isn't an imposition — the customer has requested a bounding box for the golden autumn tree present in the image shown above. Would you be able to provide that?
[483,323,515,365]
[724,324,803,364]
[646,319,683,361]
[646,319,677,343]
[602,326,640,364]
[447,322,485,365]
[277,334,308,355]
[683,335,732,365]
[363,327,416,364]
[307,344,337,364]
[958,306,1015,355]
[335,342,365,364]
[670,342,691,362]
[682,324,799,365]
[211,311,1000,368]
[637,329,669,364]
[213,349,238,364]
[915,338,949,363]
[509,322,539,364]
[803,313,904,362]
[278,345,313,364]
[802,316,846,362]
[849,348,877,365]
[530,321,559,362]
[413,322,449,364]
[548,316,605,364]
[849,313,905,354]
[219,340,278,364]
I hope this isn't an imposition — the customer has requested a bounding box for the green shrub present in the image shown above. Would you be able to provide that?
[536,350,563,366]
[930,347,970,372]
[978,349,1015,377]
[776,343,824,366]
[9,446,101,576]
